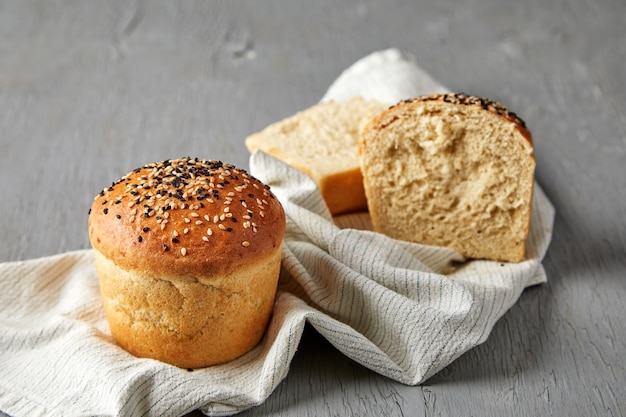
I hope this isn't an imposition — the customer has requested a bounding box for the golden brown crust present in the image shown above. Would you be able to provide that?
[88,157,286,277]
[319,168,368,214]
[388,93,534,148]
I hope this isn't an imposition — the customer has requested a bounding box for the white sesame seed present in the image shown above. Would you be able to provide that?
[207,228,213,236]
[202,236,209,242]
[181,248,187,256]
[243,221,250,228]
[195,220,203,225]
[227,192,235,197]
[184,228,189,234]
[234,186,243,192]
[241,201,248,208]
[213,215,219,223]
[223,207,230,213]
[259,211,265,218]
[160,223,166,230]
[243,215,251,220]
[220,214,226,221]
[129,215,135,222]
[241,241,250,247]
[184,218,191,223]
[191,212,199,218]
[218,224,226,230]
[164,212,170,219]
[204,215,210,222]
[173,230,179,237]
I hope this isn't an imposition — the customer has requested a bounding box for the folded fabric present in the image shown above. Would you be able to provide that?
[0,49,555,417]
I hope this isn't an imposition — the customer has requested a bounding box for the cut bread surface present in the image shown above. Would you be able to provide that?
[360,94,535,262]
[245,97,388,214]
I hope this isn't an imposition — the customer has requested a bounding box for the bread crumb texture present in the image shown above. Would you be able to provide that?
[360,93,535,262]
[245,97,388,214]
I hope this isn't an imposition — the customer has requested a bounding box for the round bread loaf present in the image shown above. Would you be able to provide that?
[88,157,285,368]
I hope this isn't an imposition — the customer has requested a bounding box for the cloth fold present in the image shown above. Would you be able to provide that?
[0,49,555,417]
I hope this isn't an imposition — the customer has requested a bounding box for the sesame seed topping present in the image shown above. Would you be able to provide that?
[181,248,187,256]
[93,157,281,253]
[241,241,250,247]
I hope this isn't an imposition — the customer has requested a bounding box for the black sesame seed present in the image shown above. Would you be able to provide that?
[103,208,109,215]
[116,214,121,219]
[172,238,179,243]
[143,227,150,232]
[138,236,143,242]
[226,227,233,232]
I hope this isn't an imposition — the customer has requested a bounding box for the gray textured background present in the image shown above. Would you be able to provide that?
[1,1,624,416]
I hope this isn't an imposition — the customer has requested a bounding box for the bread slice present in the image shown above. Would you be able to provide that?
[245,97,388,215]
[359,93,535,262]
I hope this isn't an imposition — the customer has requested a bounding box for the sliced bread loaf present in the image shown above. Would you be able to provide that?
[245,97,388,215]
[359,93,535,262]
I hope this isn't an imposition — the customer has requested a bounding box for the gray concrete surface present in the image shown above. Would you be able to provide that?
[1,1,624,416]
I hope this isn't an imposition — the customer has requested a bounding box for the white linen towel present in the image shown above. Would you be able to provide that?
[0,49,555,417]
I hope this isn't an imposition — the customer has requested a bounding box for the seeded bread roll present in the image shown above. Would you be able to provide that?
[245,97,389,215]
[88,157,285,368]
[359,93,535,263]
